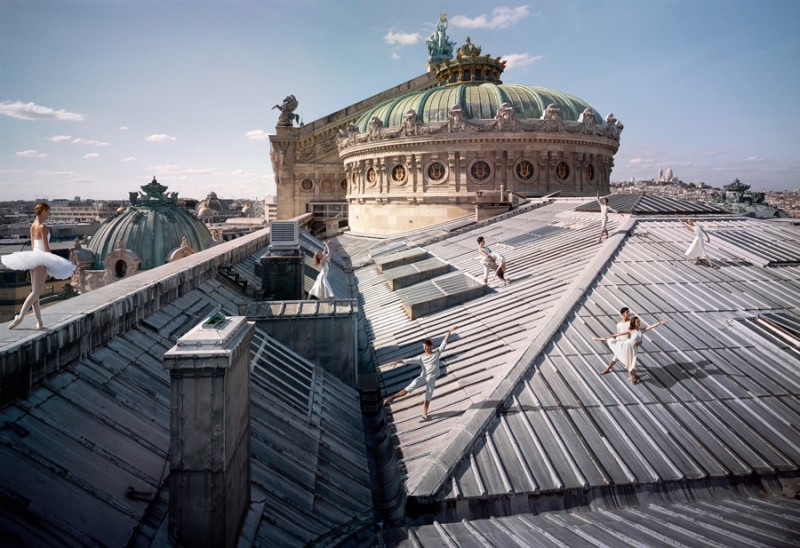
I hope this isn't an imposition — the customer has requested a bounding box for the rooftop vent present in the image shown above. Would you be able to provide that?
[269,221,299,249]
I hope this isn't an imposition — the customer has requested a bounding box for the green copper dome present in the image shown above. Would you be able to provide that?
[356,83,603,132]
[358,33,603,132]
[88,178,213,270]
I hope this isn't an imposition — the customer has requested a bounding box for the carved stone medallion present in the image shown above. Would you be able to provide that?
[514,159,536,183]
[469,160,492,183]
[555,162,570,181]
[391,164,407,183]
[426,161,447,183]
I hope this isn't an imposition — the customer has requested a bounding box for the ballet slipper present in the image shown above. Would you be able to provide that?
[629,372,638,384]
[8,316,20,330]
[421,412,429,421]
[35,323,45,331]
[600,360,615,375]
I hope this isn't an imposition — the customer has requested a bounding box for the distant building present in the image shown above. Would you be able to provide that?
[70,177,214,292]
[264,195,278,223]
[195,191,235,224]
[711,178,786,218]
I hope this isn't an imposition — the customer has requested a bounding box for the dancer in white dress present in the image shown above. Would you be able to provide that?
[603,307,631,370]
[308,241,334,301]
[678,217,713,267]
[486,250,509,285]
[477,236,496,284]
[2,203,75,330]
[597,191,622,242]
[593,316,668,384]
[383,325,456,420]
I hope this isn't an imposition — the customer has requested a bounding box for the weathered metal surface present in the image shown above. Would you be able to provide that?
[374,247,430,273]
[0,250,372,546]
[398,496,800,547]
[354,201,799,525]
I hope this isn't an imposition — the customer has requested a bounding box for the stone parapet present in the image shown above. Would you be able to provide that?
[0,228,270,406]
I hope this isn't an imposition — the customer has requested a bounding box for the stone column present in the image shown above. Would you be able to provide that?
[164,315,254,548]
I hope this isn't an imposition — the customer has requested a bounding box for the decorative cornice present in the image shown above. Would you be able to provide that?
[337,104,623,154]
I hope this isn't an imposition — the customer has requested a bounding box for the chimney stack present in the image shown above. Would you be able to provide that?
[163,314,254,547]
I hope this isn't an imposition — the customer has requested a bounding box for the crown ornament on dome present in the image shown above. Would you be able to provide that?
[129,177,179,207]
[456,36,481,59]
[433,36,507,86]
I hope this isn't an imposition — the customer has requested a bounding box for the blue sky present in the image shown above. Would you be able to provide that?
[1,0,799,202]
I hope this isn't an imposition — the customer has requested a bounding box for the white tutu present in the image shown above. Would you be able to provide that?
[1,240,75,280]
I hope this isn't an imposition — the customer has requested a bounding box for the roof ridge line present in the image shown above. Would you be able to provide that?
[405,217,639,498]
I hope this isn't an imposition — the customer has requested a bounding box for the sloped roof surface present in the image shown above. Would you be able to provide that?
[350,200,630,495]
[249,329,373,546]
[400,496,800,547]
[0,279,244,546]
[348,201,800,505]
[575,193,729,215]
[437,218,800,501]
[0,255,372,546]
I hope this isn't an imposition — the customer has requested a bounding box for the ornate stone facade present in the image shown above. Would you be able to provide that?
[269,14,623,236]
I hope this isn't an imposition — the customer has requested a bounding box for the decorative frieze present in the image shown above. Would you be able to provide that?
[338,103,623,151]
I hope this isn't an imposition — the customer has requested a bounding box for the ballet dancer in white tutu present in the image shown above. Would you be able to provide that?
[1,202,75,330]
[593,316,668,384]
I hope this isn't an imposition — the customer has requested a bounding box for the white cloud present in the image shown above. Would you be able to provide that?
[451,6,530,30]
[16,150,48,158]
[74,138,109,146]
[745,155,766,162]
[146,134,178,143]
[384,30,420,46]
[695,148,730,157]
[121,156,139,162]
[245,129,270,141]
[502,53,544,70]
[0,100,84,121]
[120,126,129,131]
[36,170,78,176]
[391,52,401,60]
[83,153,100,159]
[149,164,212,175]
[49,135,110,146]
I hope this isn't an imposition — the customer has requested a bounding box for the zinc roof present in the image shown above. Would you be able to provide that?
[399,495,800,547]
[346,200,800,507]
[0,248,372,545]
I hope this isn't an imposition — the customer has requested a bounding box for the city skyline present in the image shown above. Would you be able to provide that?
[2,0,799,202]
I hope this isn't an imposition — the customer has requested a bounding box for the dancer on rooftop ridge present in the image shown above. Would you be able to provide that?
[2,202,75,330]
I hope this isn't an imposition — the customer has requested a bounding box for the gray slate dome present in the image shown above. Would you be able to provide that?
[195,191,229,216]
[88,178,213,270]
